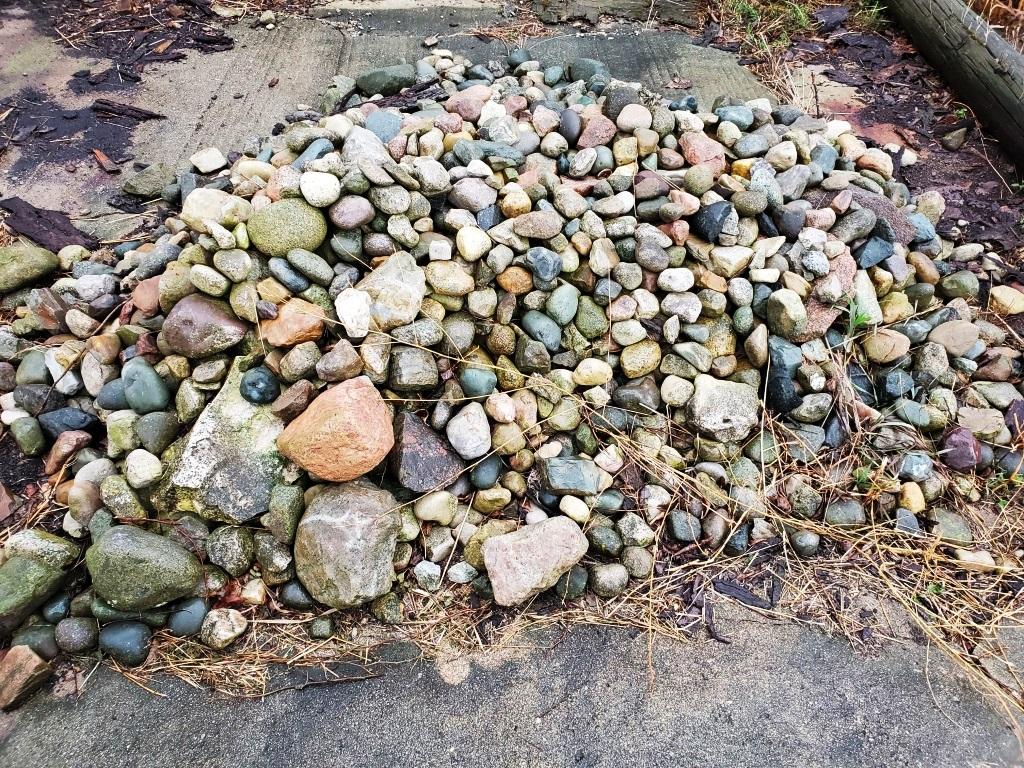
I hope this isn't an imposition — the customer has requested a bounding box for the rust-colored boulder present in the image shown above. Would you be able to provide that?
[259,298,325,347]
[276,376,393,481]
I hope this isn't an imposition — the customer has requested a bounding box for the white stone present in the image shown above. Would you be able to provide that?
[189,147,227,173]
[300,171,342,207]
[656,268,695,293]
[334,288,373,339]
[445,402,491,460]
[125,449,164,489]
[413,491,457,525]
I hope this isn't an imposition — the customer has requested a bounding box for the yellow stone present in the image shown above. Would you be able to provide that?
[900,482,926,514]
[879,291,913,324]
[989,285,1024,315]
[443,131,473,152]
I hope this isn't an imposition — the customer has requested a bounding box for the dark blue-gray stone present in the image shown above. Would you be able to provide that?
[167,597,208,637]
[898,452,934,482]
[525,247,562,282]
[471,454,503,490]
[767,336,803,378]
[766,375,801,414]
[96,379,129,410]
[41,592,72,624]
[279,580,315,610]
[12,624,59,660]
[38,407,98,440]
[854,236,894,269]
[99,621,152,667]
[240,366,280,404]
[269,257,311,293]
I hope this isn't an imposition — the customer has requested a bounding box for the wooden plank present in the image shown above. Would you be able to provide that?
[888,0,1024,163]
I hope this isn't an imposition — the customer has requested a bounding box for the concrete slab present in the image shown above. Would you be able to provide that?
[0,607,1019,767]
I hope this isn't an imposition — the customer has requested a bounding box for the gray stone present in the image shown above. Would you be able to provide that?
[293,480,401,609]
[157,360,284,523]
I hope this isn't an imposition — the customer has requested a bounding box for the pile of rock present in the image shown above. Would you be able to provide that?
[1,46,1023,688]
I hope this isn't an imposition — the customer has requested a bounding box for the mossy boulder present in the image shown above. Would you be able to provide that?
[0,243,59,294]
[0,556,65,637]
[247,199,327,258]
[85,525,202,611]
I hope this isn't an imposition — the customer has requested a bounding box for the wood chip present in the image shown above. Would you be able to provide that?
[92,148,121,173]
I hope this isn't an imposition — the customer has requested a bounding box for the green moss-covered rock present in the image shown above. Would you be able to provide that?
[247,199,327,258]
[0,555,64,636]
[0,243,59,294]
[85,525,202,611]
[156,359,284,523]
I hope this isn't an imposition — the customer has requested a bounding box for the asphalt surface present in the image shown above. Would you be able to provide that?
[2,607,1021,767]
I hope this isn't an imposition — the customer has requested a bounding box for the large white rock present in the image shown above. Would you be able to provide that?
[686,374,760,443]
[354,251,426,332]
[482,516,588,606]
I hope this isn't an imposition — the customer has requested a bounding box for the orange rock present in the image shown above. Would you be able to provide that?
[277,376,394,482]
[495,266,534,295]
[132,275,162,317]
[260,298,325,348]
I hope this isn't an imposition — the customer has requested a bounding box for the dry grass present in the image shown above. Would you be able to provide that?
[970,0,1024,51]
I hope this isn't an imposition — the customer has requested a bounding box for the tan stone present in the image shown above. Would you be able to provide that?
[482,516,588,606]
[862,328,910,364]
[277,376,394,482]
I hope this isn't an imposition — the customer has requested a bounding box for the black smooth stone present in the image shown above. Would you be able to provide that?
[12,624,59,660]
[847,362,876,405]
[822,410,848,449]
[766,375,802,414]
[471,454,503,490]
[279,580,316,610]
[167,597,208,637]
[41,592,72,624]
[240,366,280,404]
[690,201,734,242]
[99,621,152,667]
[558,108,581,145]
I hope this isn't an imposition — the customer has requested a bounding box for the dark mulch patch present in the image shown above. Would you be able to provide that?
[0,438,44,495]
[782,26,1024,262]
[0,88,140,179]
